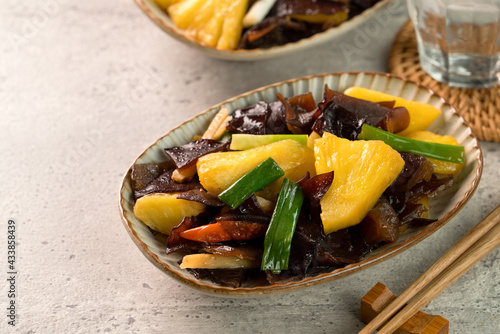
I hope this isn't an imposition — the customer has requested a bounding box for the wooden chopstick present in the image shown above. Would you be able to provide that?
[377,218,500,333]
[359,203,500,334]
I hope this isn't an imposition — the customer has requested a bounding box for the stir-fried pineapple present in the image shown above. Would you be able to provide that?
[405,131,464,175]
[196,139,315,201]
[133,193,206,235]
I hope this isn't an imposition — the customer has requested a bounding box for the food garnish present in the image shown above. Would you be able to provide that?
[261,178,304,273]
[218,157,285,209]
[358,124,465,164]
[133,193,206,235]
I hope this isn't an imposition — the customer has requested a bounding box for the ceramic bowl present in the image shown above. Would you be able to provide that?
[134,0,396,61]
[119,72,483,296]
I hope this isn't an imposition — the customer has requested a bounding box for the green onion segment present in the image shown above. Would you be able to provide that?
[358,124,465,164]
[230,134,308,150]
[261,178,304,273]
[218,157,284,209]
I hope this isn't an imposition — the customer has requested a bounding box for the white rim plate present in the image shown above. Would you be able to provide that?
[119,72,483,295]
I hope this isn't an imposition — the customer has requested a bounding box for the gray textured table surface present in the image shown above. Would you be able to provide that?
[1,0,499,333]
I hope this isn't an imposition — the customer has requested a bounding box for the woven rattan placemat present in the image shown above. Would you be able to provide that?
[389,20,500,142]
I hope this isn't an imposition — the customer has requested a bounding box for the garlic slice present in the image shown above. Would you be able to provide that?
[242,0,277,28]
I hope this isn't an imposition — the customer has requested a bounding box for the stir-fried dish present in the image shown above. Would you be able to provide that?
[130,86,465,288]
[152,0,384,50]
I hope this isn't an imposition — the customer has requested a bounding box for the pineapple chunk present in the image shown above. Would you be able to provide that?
[405,131,464,175]
[168,0,248,50]
[168,0,206,30]
[216,0,248,50]
[133,193,206,235]
[179,254,259,269]
[196,139,315,201]
[185,1,216,41]
[343,87,442,136]
[314,132,405,234]
[194,1,224,47]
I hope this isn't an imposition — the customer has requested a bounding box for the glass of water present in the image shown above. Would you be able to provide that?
[407,0,500,88]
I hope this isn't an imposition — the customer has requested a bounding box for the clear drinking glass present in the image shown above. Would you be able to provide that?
[407,0,500,88]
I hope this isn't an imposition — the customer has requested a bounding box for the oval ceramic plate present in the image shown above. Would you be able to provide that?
[119,72,483,295]
[134,0,396,61]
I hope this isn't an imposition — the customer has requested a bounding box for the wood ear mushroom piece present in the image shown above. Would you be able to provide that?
[171,107,231,183]
[361,283,449,334]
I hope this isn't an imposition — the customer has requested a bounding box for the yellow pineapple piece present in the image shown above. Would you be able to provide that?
[216,0,248,50]
[405,130,464,175]
[168,0,206,30]
[314,132,405,234]
[343,87,442,136]
[168,0,248,50]
[133,193,206,235]
[180,254,259,269]
[196,139,315,201]
[196,1,224,47]
[184,1,215,40]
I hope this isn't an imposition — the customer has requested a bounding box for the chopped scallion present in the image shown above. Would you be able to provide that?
[261,178,304,273]
[218,157,284,209]
[358,124,464,164]
[230,134,308,150]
